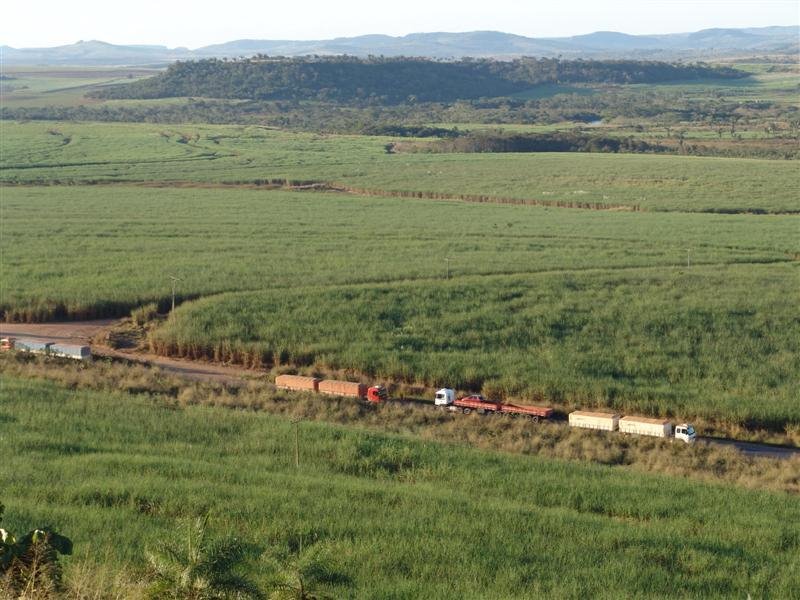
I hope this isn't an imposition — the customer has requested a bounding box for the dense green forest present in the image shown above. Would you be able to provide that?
[390,130,799,159]
[91,56,746,104]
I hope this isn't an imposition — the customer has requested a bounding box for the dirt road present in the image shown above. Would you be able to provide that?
[0,320,257,386]
[94,346,258,386]
[699,438,800,460]
[3,320,799,459]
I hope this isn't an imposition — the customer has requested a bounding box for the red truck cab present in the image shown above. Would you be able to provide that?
[366,385,388,403]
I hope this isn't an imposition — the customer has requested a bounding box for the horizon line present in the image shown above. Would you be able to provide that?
[2,23,798,51]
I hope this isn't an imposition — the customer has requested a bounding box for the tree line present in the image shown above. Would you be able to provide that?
[391,131,665,154]
[389,130,799,159]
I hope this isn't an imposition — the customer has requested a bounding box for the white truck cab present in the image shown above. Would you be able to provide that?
[674,423,697,443]
[434,388,455,406]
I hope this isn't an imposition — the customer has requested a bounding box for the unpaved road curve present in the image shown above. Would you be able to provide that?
[0,320,256,386]
[93,346,258,386]
[699,438,800,460]
[0,319,116,344]
[3,321,799,460]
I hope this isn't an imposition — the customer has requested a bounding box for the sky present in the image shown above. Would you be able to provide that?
[2,0,798,48]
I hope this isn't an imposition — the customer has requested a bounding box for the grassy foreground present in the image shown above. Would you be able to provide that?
[2,121,798,212]
[1,375,799,598]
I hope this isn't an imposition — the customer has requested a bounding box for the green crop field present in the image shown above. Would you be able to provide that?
[627,69,800,103]
[152,264,800,430]
[2,121,798,212]
[0,68,159,108]
[2,51,800,600]
[1,58,799,597]
[2,185,798,431]
[2,184,796,317]
[1,375,798,598]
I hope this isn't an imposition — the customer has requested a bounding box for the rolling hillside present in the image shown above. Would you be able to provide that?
[2,25,796,65]
[89,57,745,104]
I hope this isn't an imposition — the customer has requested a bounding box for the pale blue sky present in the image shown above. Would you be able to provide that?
[3,0,798,48]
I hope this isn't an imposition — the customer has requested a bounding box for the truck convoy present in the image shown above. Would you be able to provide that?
[569,410,696,443]
[3,337,695,441]
[276,375,694,441]
[275,374,695,441]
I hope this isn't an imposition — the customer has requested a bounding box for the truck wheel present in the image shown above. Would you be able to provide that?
[462,408,471,415]
[531,416,539,423]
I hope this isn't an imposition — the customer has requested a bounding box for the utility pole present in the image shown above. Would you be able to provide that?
[444,257,451,280]
[168,275,182,313]
[686,249,691,268]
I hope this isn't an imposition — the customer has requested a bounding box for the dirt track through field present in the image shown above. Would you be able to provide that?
[93,346,257,386]
[2,319,799,459]
[0,320,254,386]
[3,180,639,211]
[8,180,800,214]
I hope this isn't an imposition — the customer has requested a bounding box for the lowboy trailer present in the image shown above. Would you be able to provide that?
[435,389,553,421]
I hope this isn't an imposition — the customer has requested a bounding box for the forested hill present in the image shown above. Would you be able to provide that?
[92,57,746,104]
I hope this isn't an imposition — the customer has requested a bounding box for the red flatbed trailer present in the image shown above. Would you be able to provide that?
[453,394,552,421]
[453,395,502,414]
[499,403,553,421]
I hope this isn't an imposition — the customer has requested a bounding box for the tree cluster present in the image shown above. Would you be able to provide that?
[394,131,666,154]
[391,130,800,159]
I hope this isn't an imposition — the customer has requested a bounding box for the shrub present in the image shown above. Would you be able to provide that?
[131,303,160,326]
[0,503,73,598]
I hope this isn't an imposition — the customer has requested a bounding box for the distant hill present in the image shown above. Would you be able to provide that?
[90,56,746,105]
[0,40,186,66]
[2,26,797,66]
[565,31,664,50]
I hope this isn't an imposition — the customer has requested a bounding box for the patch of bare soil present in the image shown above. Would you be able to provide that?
[0,319,115,344]
[1,317,260,386]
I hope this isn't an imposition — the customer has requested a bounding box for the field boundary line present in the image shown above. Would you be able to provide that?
[2,178,637,211]
[4,180,799,214]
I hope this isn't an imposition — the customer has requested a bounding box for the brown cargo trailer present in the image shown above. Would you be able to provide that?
[568,411,620,431]
[618,416,672,438]
[318,380,368,398]
[275,375,321,392]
